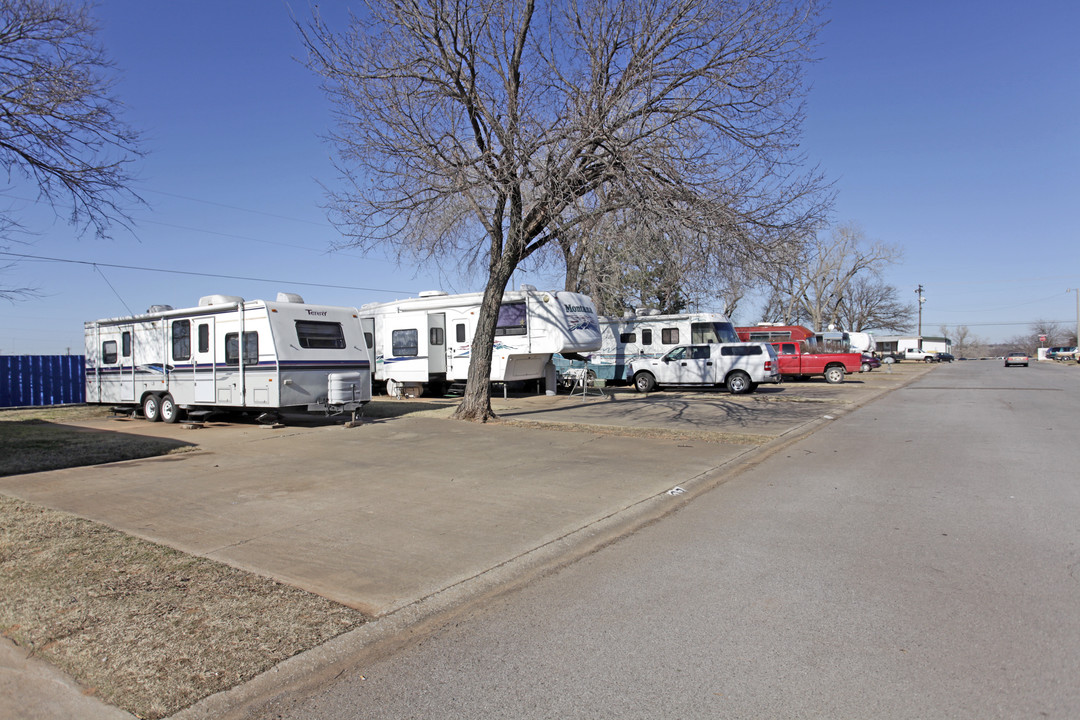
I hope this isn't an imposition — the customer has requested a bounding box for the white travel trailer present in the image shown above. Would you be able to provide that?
[85,293,372,422]
[358,287,601,396]
[562,311,741,384]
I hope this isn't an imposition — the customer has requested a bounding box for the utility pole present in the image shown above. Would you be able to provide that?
[915,284,925,349]
[1069,289,1080,347]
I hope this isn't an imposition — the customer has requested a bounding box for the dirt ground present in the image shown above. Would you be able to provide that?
[0,406,368,719]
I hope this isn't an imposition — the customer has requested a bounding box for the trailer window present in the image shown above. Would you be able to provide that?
[456,323,466,343]
[225,331,259,366]
[197,323,210,353]
[495,302,527,336]
[102,340,118,364]
[295,320,346,349]
[661,328,679,345]
[620,332,636,344]
[641,329,653,345]
[392,329,419,357]
[749,331,790,342]
[172,320,191,361]
[430,327,444,345]
[691,321,739,344]
[364,332,373,349]
[121,332,131,358]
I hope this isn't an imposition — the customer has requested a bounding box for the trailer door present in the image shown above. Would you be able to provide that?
[428,313,446,374]
[380,313,428,383]
[119,325,135,401]
[193,317,216,403]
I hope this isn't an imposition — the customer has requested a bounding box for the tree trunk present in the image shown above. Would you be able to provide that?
[452,257,518,422]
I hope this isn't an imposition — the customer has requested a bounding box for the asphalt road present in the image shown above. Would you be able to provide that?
[262,360,1080,719]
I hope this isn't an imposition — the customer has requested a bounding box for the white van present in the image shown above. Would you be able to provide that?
[628,342,781,394]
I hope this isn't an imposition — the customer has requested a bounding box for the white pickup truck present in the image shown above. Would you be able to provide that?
[902,348,939,362]
[629,342,781,394]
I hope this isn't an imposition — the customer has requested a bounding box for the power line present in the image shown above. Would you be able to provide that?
[93,264,135,316]
[135,187,331,227]
[0,189,388,263]
[926,319,1072,328]
[0,251,415,296]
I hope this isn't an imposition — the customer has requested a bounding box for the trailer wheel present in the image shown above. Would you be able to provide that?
[824,365,845,384]
[726,370,752,395]
[160,394,179,424]
[633,372,656,393]
[142,394,161,422]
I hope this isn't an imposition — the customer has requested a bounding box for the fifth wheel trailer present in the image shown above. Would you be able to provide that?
[358,288,601,396]
[85,293,372,422]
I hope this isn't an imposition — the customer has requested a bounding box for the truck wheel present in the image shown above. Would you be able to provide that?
[142,394,161,422]
[633,372,656,393]
[160,394,179,424]
[824,365,845,384]
[726,370,752,395]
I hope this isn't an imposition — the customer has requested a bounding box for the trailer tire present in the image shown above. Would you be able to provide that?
[142,394,161,422]
[633,372,656,393]
[824,365,845,384]
[160,394,179,424]
[726,370,752,395]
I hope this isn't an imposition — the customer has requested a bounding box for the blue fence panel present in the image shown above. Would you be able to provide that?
[0,355,86,407]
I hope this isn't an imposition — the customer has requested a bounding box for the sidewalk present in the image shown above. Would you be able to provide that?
[0,364,933,719]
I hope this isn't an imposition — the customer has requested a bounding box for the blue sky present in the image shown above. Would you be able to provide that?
[1,0,1078,355]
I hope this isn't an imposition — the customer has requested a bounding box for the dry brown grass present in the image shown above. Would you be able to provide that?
[0,495,366,719]
[0,421,195,477]
[0,406,368,718]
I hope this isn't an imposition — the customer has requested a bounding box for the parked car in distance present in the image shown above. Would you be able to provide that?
[861,354,881,372]
[935,352,955,362]
[1004,351,1029,367]
[1048,346,1077,361]
[903,348,939,362]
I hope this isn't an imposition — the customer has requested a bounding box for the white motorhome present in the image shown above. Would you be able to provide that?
[561,311,741,384]
[358,287,601,396]
[85,293,372,423]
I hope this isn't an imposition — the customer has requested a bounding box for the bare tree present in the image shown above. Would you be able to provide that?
[300,0,830,421]
[760,222,902,331]
[1001,320,1066,356]
[0,0,143,296]
[835,275,914,332]
[557,204,775,319]
[937,324,986,358]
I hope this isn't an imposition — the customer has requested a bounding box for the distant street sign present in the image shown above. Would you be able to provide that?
[1039,334,1047,342]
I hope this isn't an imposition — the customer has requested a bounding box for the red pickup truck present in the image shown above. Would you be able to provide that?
[770,341,862,384]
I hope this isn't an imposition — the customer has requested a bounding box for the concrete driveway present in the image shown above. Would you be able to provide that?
[0,364,925,617]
